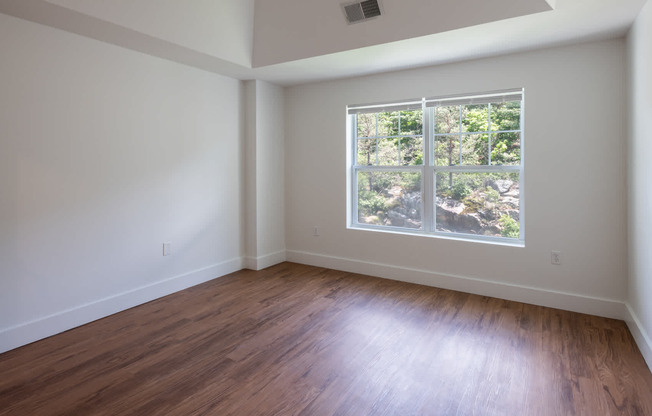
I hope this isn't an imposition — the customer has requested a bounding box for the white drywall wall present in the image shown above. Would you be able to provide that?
[627,0,652,367]
[255,81,286,265]
[244,80,286,270]
[0,13,244,352]
[285,39,628,318]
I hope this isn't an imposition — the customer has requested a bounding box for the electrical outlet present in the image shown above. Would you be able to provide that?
[163,242,171,256]
[313,226,320,236]
[551,250,561,265]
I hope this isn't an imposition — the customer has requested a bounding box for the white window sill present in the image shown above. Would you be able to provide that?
[347,224,525,248]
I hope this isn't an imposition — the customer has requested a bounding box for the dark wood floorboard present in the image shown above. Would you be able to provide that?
[1,262,651,415]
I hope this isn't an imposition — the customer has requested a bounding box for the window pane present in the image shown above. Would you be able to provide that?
[461,134,489,165]
[377,111,399,137]
[358,171,422,229]
[490,101,521,131]
[357,113,376,138]
[378,138,399,165]
[491,132,521,165]
[399,110,423,136]
[462,104,489,133]
[435,135,459,166]
[435,172,520,238]
[400,136,423,166]
[357,138,377,166]
[434,106,460,134]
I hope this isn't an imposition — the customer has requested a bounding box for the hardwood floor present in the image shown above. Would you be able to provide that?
[1,262,651,415]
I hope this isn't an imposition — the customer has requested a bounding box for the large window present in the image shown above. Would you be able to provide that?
[348,89,524,243]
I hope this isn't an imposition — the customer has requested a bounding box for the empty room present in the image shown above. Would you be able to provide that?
[1,0,652,414]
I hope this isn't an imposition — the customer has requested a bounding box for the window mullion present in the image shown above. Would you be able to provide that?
[423,105,433,232]
[374,113,379,165]
[359,165,422,172]
[351,166,358,226]
[458,105,463,165]
[433,165,520,173]
[350,115,359,226]
[398,111,401,165]
[430,129,519,137]
[519,97,525,241]
[488,103,492,165]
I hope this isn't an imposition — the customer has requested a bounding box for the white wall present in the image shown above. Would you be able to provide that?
[0,13,244,353]
[285,39,628,318]
[627,0,652,367]
[244,80,286,270]
[255,81,286,264]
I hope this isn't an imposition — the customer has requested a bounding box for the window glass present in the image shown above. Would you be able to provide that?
[434,106,460,134]
[357,171,422,229]
[435,172,520,238]
[491,132,521,165]
[400,136,423,166]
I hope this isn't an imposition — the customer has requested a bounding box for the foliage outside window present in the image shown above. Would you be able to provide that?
[348,90,524,243]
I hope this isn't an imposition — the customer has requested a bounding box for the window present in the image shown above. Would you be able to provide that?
[348,89,524,243]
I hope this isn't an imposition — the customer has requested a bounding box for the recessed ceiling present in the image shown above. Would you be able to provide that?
[0,0,646,86]
[252,0,552,67]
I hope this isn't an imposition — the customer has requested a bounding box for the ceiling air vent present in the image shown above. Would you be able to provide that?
[342,0,382,24]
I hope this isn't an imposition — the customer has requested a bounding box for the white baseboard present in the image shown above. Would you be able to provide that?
[286,250,626,320]
[624,303,652,371]
[244,250,287,271]
[0,257,244,354]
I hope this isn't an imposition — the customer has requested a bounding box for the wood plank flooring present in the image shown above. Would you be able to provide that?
[1,262,651,415]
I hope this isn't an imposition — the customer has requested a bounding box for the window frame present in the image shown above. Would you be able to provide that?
[349,101,426,233]
[348,89,525,245]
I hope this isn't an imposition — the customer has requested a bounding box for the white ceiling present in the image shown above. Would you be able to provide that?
[252,0,552,67]
[0,0,646,86]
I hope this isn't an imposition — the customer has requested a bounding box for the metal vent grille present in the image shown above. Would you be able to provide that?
[342,0,381,24]
[360,0,381,18]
